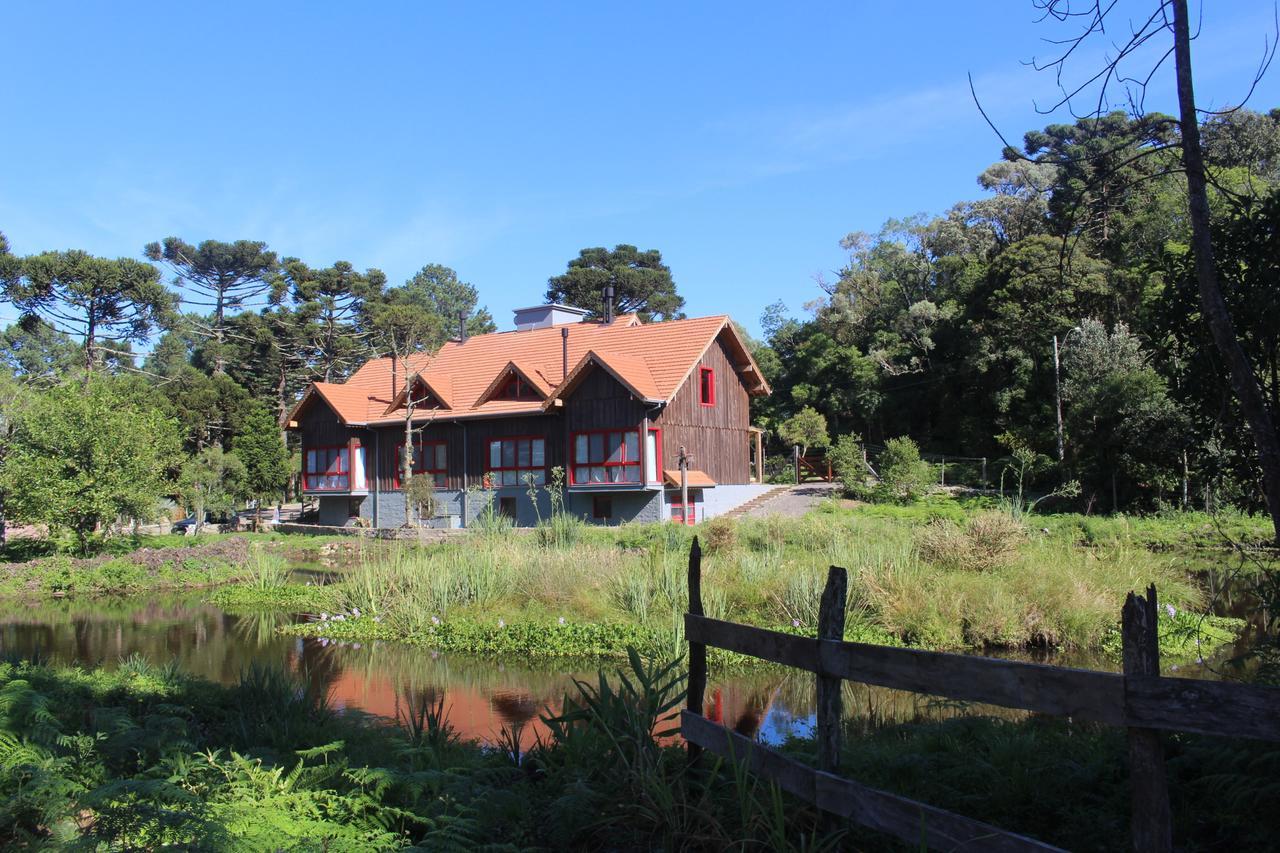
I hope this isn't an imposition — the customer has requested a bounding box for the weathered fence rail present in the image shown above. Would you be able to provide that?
[681,538,1280,852]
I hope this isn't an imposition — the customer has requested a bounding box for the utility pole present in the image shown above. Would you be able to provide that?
[1053,334,1065,464]
[678,445,691,525]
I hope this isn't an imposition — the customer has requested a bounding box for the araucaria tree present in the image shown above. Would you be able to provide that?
[399,263,496,336]
[144,238,279,374]
[546,245,685,321]
[284,258,386,382]
[0,249,174,374]
[0,379,180,551]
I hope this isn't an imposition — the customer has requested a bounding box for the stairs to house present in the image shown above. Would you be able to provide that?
[721,485,793,520]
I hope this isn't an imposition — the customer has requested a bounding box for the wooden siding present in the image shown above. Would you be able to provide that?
[565,366,649,433]
[654,332,753,484]
[369,416,568,491]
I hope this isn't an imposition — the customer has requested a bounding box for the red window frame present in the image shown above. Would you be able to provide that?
[304,445,350,491]
[669,500,696,526]
[570,428,642,485]
[393,440,447,489]
[592,496,613,519]
[647,426,663,483]
[699,367,716,406]
[487,435,547,487]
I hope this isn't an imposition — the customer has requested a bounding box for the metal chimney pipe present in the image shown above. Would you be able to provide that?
[458,310,468,342]
[561,326,569,379]
[603,284,614,324]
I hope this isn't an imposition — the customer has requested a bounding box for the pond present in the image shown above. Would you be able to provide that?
[0,564,1264,750]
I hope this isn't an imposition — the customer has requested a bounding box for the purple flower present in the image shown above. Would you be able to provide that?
[558,616,566,626]
[319,612,329,621]
[373,616,382,623]
[498,619,505,628]
[333,614,345,622]
[1164,604,1177,619]
[431,615,440,626]
[352,607,361,617]
[792,619,801,628]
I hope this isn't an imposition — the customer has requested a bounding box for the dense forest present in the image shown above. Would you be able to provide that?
[749,107,1280,517]
[1,108,1279,543]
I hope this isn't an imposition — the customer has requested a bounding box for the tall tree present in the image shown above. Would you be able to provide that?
[398,263,496,336]
[546,245,685,321]
[284,258,386,382]
[231,403,290,515]
[0,249,174,375]
[1018,0,1280,542]
[144,238,279,374]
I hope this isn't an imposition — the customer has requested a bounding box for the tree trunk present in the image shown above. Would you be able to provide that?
[1173,0,1280,546]
[403,382,415,527]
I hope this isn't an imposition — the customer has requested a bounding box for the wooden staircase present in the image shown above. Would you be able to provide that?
[721,485,792,519]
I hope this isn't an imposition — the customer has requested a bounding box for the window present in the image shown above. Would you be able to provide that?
[498,497,517,519]
[496,374,540,401]
[699,367,715,406]
[304,446,349,491]
[487,437,546,486]
[571,429,641,485]
[394,441,447,488]
[670,501,696,526]
[592,496,613,520]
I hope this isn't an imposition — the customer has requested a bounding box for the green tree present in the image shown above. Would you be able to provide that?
[284,259,386,382]
[144,238,279,374]
[178,446,246,534]
[231,404,290,510]
[545,245,684,321]
[827,433,868,496]
[160,369,254,453]
[778,406,830,457]
[1062,320,1185,510]
[398,263,496,336]
[0,317,80,383]
[0,249,174,375]
[0,379,180,551]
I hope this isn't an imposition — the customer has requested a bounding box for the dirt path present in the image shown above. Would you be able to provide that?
[741,483,842,518]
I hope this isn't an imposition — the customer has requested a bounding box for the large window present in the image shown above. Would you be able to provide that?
[305,446,349,491]
[572,429,641,485]
[395,441,447,488]
[699,367,716,406]
[488,437,546,486]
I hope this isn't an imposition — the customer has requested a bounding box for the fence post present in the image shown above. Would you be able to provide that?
[1122,585,1172,853]
[940,457,946,487]
[687,537,707,766]
[981,456,987,488]
[793,445,800,484]
[816,565,848,774]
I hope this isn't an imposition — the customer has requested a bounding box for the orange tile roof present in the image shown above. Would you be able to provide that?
[663,469,718,488]
[288,314,768,426]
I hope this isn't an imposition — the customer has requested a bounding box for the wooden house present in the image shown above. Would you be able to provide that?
[285,305,772,527]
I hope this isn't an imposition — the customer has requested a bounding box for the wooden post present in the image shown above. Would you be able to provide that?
[793,444,800,484]
[981,456,987,488]
[687,537,707,765]
[816,565,848,773]
[1122,585,1172,853]
[940,457,946,487]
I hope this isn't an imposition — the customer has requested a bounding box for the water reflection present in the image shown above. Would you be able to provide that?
[0,568,1261,747]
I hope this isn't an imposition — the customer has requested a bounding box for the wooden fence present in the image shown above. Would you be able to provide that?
[681,538,1280,852]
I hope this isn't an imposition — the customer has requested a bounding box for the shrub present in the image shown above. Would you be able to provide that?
[702,517,737,555]
[826,433,868,497]
[875,436,934,503]
[916,512,1025,573]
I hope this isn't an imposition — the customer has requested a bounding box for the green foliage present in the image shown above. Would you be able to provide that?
[873,436,934,503]
[0,379,181,550]
[545,244,685,321]
[178,445,246,531]
[778,405,829,456]
[0,248,175,372]
[231,403,290,503]
[397,263,496,335]
[826,432,867,496]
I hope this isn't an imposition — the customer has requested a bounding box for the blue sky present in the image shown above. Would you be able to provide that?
[3,1,1277,339]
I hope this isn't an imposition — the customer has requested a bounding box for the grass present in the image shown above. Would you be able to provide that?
[261,499,1245,665]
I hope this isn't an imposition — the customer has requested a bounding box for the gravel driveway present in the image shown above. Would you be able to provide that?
[742,483,842,518]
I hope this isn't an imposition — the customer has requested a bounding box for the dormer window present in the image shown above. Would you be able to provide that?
[496,373,541,401]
